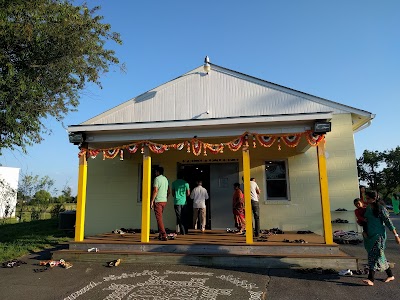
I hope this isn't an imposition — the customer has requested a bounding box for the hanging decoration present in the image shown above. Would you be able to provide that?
[256,135,277,148]
[204,143,224,154]
[76,130,326,159]
[281,135,301,148]
[88,150,100,159]
[306,131,324,146]
[148,143,167,154]
[127,144,138,153]
[227,135,244,151]
[174,142,185,151]
[191,139,203,156]
[103,149,120,160]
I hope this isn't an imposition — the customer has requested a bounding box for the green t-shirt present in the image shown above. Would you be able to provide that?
[153,175,169,202]
[172,179,189,205]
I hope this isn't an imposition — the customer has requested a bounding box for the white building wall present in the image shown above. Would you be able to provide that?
[0,167,20,219]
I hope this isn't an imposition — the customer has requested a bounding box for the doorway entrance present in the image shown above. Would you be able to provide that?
[179,162,239,230]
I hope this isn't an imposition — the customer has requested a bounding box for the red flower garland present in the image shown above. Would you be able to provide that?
[191,139,203,156]
[204,143,224,154]
[76,130,328,158]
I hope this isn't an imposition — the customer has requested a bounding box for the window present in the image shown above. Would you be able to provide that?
[265,160,289,200]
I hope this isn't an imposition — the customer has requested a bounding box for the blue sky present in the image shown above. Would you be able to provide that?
[1,0,399,195]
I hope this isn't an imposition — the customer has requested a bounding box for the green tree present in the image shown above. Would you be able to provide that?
[380,146,400,199]
[17,173,54,221]
[0,0,122,153]
[357,147,400,201]
[56,185,74,203]
[33,189,52,204]
[357,150,383,191]
[31,189,52,219]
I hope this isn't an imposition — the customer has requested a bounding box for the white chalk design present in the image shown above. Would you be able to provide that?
[65,270,262,300]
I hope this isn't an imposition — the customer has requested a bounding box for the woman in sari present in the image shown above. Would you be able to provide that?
[363,191,400,286]
[232,182,246,234]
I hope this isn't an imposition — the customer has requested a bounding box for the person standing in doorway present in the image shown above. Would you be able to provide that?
[150,167,170,241]
[190,181,209,232]
[250,178,261,237]
[232,182,246,234]
[172,172,190,235]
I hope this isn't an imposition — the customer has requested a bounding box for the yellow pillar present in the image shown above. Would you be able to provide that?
[75,154,88,242]
[141,148,152,243]
[317,142,333,244]
[242,147,253,244]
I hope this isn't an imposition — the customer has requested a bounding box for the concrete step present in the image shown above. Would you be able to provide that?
[52,249,358,270]
[68,242,341,256]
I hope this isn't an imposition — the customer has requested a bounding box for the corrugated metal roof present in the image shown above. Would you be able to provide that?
[81,64,373,126]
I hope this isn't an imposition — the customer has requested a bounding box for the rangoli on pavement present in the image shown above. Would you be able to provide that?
[64,269,264,300]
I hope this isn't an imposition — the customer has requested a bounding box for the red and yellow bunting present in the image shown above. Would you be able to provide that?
[77,131,326,159]
[148,143,168,154]
[306,131,325,146]
[281,135,302,147]
[103,149,120,160]
[256,135,277,148]
[227,136,244,151]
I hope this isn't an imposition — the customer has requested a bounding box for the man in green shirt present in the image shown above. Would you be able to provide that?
[150,167,170,241]
[172,172,190,235]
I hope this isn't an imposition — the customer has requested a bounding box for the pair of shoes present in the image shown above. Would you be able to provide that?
[108,259,121,267]
[338,269,353,276]
[201,229,205,232]
[158,236,168,241]
[61,262,73,269]
[88,247,99,252]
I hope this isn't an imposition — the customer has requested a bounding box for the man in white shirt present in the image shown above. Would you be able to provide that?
[250,177,261,237]
[190,181,209,232]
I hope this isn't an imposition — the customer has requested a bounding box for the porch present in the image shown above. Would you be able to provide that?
[53,230,358,270]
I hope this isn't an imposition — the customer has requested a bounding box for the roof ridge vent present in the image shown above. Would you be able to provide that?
[203,56,211,74]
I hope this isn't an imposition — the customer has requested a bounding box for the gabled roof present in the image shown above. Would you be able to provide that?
[71,63,374,133]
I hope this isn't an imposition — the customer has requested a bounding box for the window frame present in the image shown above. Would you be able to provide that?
[264,159,290,202]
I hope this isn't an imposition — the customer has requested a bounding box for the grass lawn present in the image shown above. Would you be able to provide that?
[0,219,73,263]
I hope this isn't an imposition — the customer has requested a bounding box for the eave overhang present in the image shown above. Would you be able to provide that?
[68,112,333,144]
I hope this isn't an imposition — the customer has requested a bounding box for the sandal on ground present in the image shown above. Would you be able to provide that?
[107,259,121,267]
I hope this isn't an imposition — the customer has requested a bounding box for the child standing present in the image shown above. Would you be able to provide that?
[354,198,367,238]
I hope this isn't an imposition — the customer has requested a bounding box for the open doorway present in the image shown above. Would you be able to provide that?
[179,164,211,229]
[178,162,239,230]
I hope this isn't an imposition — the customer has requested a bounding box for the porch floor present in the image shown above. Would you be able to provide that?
[78,230,327,246]
[53,230,358,269]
